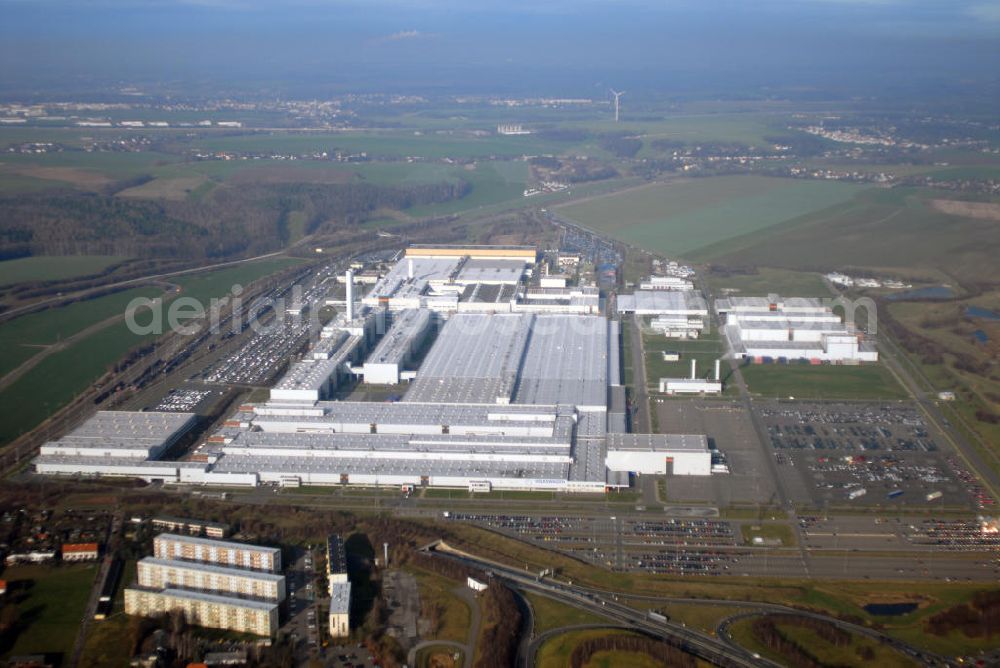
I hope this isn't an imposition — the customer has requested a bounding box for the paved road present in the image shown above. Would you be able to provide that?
[628,314,651,433]
[430,547,773,668]
[430,544,951,667]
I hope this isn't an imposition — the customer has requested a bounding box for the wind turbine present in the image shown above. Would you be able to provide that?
[610,89,625,123]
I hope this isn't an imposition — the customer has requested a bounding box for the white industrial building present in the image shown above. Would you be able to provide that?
[639,276,694,291]
[605,433,711,476]
[659,359,723,395]
[362,308,432,384]
[616,290,708,319]
[33,248,726,495]
[717,294,878,362]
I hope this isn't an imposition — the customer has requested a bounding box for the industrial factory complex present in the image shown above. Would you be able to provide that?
[32,245,719,493]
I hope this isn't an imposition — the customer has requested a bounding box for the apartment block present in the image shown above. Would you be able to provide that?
[137,557,286,602]
[153,534,281,572]
[124,587,278,636]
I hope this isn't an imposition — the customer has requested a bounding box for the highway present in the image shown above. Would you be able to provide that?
[427,543,953,667]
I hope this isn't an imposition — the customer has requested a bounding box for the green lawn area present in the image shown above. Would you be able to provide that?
[0,563,98,662]
[523,592,604,634]
[739,522,796,546]
[0,286,163,378]
[728,616,921,668]
[536,629,646,667]
[405,161,529,218]
[410,568,471,644]
[0,256,128,287]
[696,186,999,284]
[0,257,304,445]
[705,267,833,298]
[557,175,865,258]
[740,363,908,400]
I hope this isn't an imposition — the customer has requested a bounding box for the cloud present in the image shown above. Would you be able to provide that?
[369,29,433,45]
[383,29,421,41]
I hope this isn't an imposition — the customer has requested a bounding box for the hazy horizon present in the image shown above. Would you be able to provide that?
[1,0,998,100]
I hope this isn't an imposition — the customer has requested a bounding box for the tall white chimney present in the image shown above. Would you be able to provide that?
[690,359,696,380]
[407,258,414,280]
[345,269,354,321]
[715,359,721,381]
[383,542,389,568]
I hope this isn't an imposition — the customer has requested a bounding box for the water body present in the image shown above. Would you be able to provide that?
[863,602,919,616]
[888,286,954,301]
[966,306,1000,321]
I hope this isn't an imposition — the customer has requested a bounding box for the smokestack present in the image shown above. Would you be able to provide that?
[383,542,389,568]
[345,269,354,321]
[715,359,721,382]
[407,258,414,280]
[690,359,696,380]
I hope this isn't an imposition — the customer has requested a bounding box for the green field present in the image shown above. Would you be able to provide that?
[0,563,98,661]
[0,286,163,377]
[0,257,304,445]
[705,267,833,298]
[523,592,604,634]
[696,187,1000,283]
[740,363,908,400]
[557,175,865,258]
[0,255,128,287]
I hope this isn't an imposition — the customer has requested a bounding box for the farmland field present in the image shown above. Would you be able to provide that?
[0,257,304,445]
[0,255,127,286]
[556,175,865,258]
[0,286,163,377]
[695,187,1000,283]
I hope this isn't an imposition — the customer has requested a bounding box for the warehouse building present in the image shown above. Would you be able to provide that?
[605,434,711,476]
[717,294,878,362]
[362,308,432,384]
[136,557,286,602]
[153,534,281,572]
[124,588,279,636]
[37,411,196,460]
[616,290,708,318]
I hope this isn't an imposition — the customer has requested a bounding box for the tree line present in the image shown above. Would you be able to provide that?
[0,178,471,260]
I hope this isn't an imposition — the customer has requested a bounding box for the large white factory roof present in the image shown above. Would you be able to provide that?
[365,257,460,303]
[36,411,196,459]
[606,433,709,453]
[404,313,609,407]
[455,258,526,285]
[616,290,708,315]
[365,309,431,366]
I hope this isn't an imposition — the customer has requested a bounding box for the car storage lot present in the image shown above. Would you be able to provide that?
[756,400,983,511]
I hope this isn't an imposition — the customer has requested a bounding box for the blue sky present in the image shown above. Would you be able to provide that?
[0,0,996,97]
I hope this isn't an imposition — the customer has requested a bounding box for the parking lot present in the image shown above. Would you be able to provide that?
[150,387,217,412]
[654,400,778,505]
[757,401,981,510]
